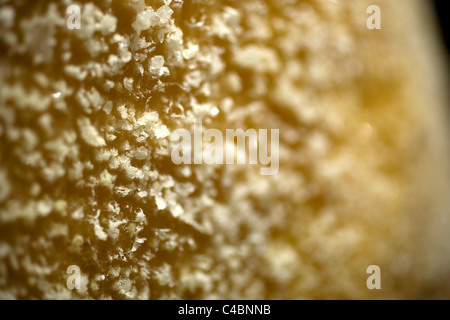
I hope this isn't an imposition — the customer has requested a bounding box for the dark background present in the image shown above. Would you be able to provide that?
[433,0,449,53]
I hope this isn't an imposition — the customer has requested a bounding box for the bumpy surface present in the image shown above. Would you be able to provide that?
[0,0,449,299]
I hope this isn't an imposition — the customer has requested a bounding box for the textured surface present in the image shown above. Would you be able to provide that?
[0,0,449,299]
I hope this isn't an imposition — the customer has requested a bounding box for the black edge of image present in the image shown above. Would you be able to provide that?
[433,0,450,54]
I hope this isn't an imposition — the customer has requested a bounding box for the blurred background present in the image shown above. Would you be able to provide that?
[434,0,450,54]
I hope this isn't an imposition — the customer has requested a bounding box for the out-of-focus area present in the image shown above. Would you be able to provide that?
[433,0,450,53]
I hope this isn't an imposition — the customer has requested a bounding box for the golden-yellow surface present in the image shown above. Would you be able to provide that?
[0,0,449,299]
